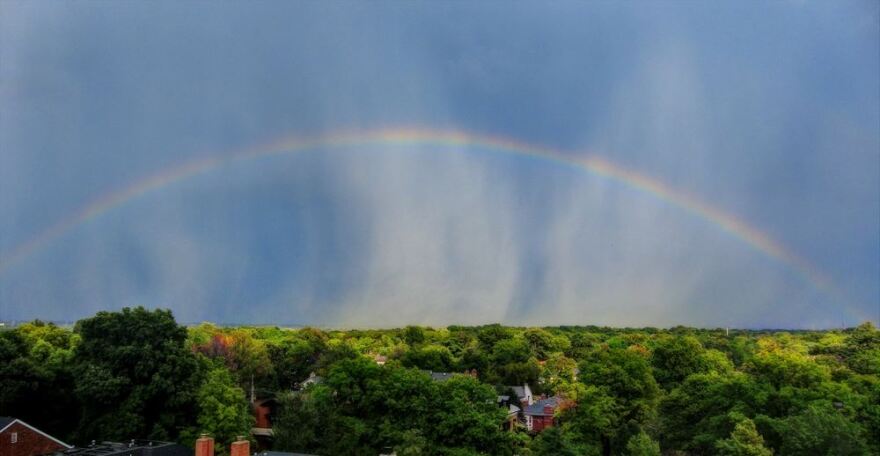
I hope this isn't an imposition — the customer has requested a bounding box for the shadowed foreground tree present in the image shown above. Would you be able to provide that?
[73,307,202,442]
[0,321,80,440]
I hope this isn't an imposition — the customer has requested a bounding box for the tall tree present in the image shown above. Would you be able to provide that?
[73,307,201,442]
[0,322,80,440]
[651,335,706,388]
[183,367,253,452]
[772,404,869,456]
[715,418,773,456]
[529,427,579,456]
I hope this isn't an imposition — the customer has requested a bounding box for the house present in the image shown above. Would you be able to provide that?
[373,354,387,366]
[299,372,323,388]
[508,384,533,406]
[0,417,72,456]
[522,396,561,432]
[496,396,521,431]
[252,396,278,445]
[505,404,521,430]
[424,371,455,382]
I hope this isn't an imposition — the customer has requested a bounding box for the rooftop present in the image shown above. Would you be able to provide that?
[523,397,562,417]
[48,440,189,456]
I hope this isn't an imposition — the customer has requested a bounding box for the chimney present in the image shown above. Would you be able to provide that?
[230,437,249,456]
[195,435,214,456]
[543,405,554,415]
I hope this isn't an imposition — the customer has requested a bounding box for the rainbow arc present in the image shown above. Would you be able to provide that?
[0,127,843,310]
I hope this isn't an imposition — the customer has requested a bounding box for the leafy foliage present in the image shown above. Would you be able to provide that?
[72,307,201,441]
[2,314,878,455]
[715,417,772,456]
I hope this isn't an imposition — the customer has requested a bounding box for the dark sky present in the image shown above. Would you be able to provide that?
[1,1,877,328]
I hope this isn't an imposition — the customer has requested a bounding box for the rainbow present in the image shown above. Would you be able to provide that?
[0,127,839,301]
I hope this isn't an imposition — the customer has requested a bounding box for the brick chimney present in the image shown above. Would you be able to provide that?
[195,434,214,456]
[543,405,554,415]
[230,437,249,456]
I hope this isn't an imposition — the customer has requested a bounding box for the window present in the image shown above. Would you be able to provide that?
[10,432,17,443]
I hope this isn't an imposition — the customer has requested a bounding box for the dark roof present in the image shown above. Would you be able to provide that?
[48,441,189,456]
[0,417,14,430]
[421,370,457,382]
[430,371,455,382]
[523,397,562,416]
[257,452,318,456]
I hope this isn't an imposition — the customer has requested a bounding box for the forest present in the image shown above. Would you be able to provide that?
[1,307,878,456]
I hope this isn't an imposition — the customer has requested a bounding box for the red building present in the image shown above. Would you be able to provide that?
[522,397,561,432]
[0,417,72,456]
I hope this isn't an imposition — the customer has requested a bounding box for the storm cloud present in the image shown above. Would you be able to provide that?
[1,1,877,328]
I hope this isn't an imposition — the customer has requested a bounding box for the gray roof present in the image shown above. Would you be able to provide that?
[300,372,324,386]
[523,397,561,416]
[422,371,456,382]
[50,441,189,456]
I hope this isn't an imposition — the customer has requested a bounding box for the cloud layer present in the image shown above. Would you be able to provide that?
[1,1,877,328]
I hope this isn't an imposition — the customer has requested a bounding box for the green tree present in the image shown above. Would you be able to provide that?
[651,335,706,388]
[625,431,660,456]
[185,367,253,451]
[429,375,514,455]
[395,429,428,456]
[477,324,513,351]
[491,337,531,366]
[226,329,273,391]
[529,427,578,456]
[522,329,569,359]
[774,404,869,456]
[659,372,769,453]
[0,322,80,440]
[273,387,372,456]
[542,352,577,394]
[404,326,426,346]
[72,307,201,441]
[579,346,660,424]
[267,336,322,390]
[560,385,619,455]
[400,344,455,372]
[715,418,773,456]
[844,323,880,375]
[747,347,830,389]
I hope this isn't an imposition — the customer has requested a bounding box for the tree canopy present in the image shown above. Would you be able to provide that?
[1,312,877,455]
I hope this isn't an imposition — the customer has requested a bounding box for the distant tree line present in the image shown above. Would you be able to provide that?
[1,307,878,455]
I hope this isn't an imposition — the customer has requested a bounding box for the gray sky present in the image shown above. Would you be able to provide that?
[1,1,878,328]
